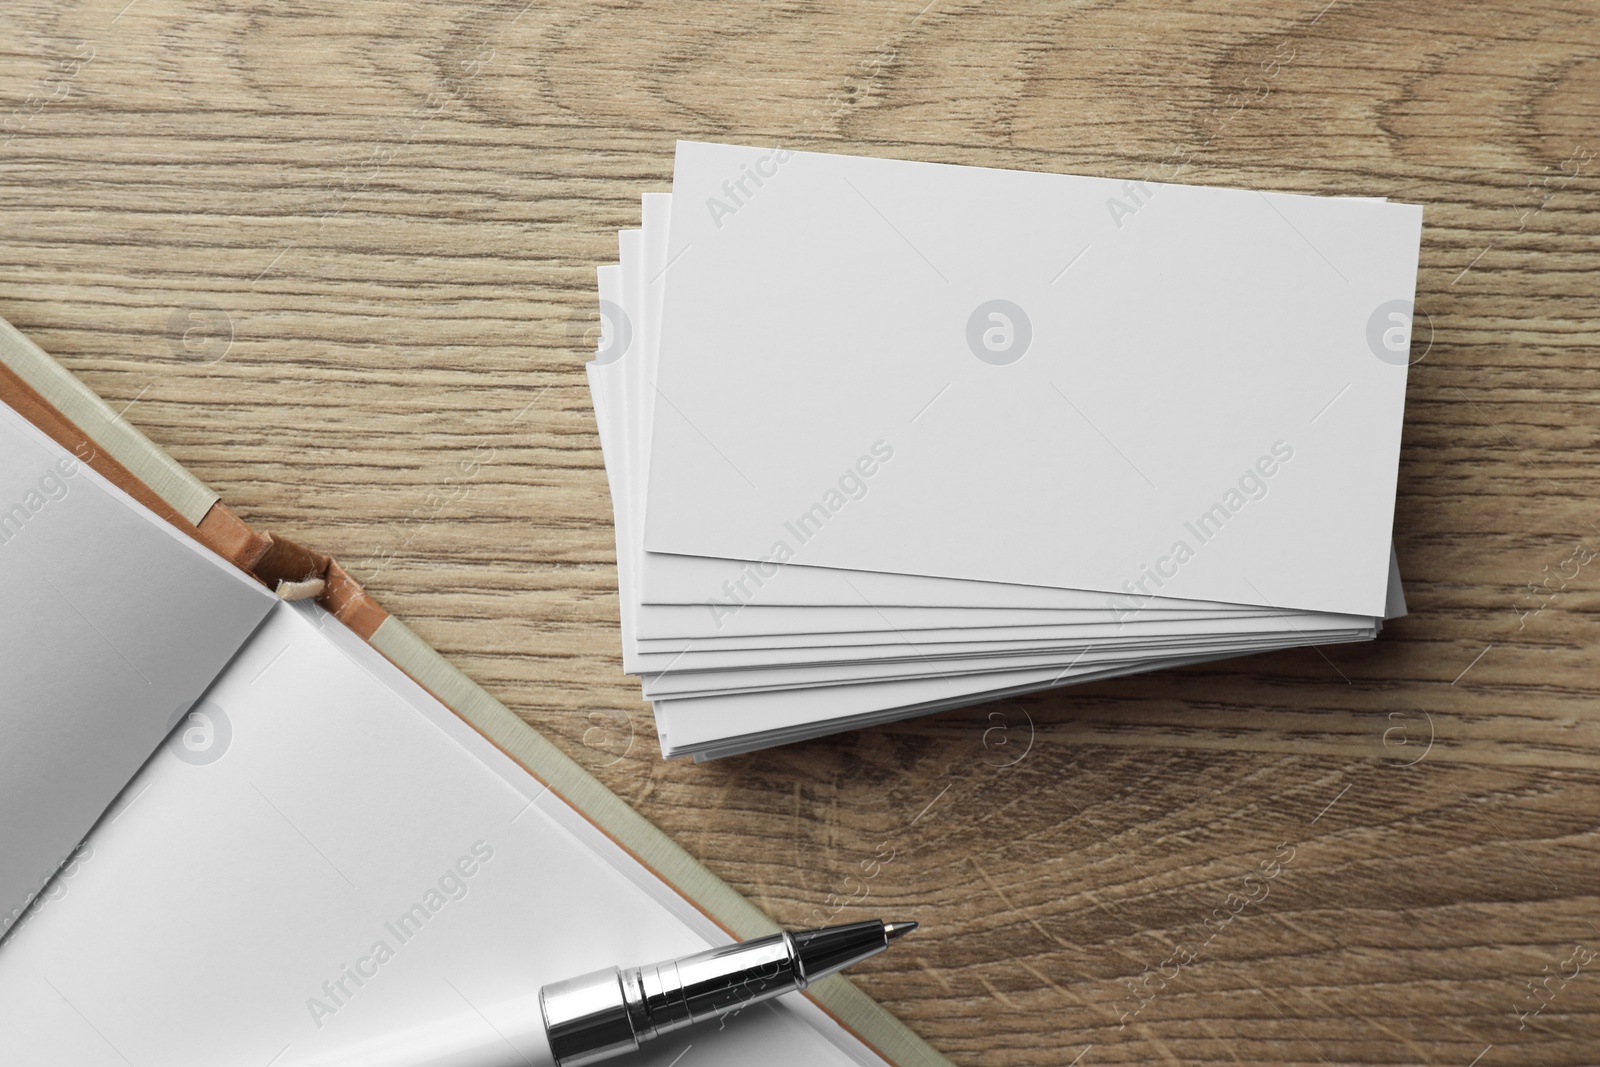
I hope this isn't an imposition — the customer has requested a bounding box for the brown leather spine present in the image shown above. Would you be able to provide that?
[195,505,388,636]
[195,502,275,572]
[324,559,388,639]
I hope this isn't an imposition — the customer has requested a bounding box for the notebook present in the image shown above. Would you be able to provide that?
[0,315,946,1067]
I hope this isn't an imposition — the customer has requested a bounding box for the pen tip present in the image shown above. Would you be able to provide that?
[883,921,918,942]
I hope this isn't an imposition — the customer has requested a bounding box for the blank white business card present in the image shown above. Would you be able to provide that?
[644,142,1421,617]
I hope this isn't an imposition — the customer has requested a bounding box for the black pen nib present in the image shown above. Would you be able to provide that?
[883,921,918,942]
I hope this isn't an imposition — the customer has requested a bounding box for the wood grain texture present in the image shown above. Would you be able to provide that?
[4,1,1598,1063]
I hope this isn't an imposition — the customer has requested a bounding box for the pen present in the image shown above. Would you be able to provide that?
[541,918,919,1065]
[298,919,918,1067]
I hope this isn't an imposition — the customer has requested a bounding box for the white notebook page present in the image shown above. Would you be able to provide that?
[0,400,277,941]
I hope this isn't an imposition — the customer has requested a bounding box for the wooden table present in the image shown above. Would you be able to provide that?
[4,1,1597,1063]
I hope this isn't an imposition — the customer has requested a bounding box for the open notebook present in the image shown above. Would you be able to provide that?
[0,316,946,1067]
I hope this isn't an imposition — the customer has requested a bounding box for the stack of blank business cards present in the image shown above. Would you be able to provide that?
[583,141,1422,761]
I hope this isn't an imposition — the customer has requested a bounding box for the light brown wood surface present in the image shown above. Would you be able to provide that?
[4,1,1599,1063]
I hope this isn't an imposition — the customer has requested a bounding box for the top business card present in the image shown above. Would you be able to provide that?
[644,141,1422,617]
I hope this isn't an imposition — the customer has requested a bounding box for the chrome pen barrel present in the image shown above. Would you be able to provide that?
[628,931,803,1039]
[540,932,802,1066]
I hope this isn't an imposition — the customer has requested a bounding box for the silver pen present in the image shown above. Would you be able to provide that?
[540,919,919,1066]
[296,919,917,1067]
